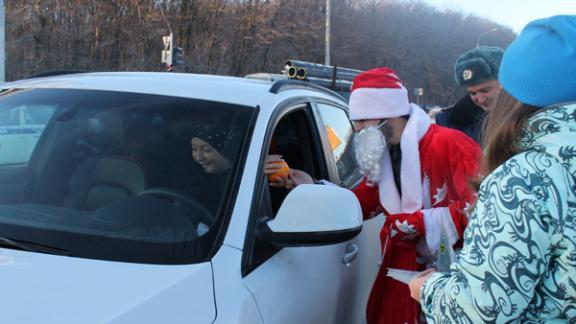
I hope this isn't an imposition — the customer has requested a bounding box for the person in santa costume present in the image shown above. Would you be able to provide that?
[265,67,482,323]
[348,67,482,324]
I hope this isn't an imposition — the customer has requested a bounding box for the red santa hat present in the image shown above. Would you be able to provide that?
[349,68,410,121]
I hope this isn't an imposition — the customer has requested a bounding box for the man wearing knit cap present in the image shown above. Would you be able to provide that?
[349,68,482,324]
[436,46,504,143]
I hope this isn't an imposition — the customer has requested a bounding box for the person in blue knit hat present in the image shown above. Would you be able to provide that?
[409,15,576,322]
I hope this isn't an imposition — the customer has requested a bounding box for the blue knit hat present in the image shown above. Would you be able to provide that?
[499,15,576,107]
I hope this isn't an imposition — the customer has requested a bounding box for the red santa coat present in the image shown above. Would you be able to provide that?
[354,124,481,324]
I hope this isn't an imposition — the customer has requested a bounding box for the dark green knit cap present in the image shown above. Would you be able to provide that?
[454,46,504,87]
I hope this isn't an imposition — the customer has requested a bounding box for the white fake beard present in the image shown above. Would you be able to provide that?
[353,126,387,183]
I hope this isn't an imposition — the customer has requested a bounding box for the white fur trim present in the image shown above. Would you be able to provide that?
[376,104,431,214]
[377,149,402,214]
[422,174,432,209]
[399,104,431,212]
[422,207,459,255]
[349,87,410,120]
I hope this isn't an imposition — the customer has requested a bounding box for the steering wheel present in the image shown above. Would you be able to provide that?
[138,187,214,228]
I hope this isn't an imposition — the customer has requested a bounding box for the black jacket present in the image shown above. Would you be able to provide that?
[435,95,485,144]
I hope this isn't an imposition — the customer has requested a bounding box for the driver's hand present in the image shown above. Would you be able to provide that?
[264,155,290,188]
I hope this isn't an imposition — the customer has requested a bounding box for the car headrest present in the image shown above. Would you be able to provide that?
[82,157,146,211]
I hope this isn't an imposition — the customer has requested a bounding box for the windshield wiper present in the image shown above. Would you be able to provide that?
[0,236,69,256]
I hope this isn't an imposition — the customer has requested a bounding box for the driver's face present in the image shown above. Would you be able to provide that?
[191,137,231,174]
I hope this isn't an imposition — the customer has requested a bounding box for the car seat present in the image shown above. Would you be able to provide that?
[63,157,147,211]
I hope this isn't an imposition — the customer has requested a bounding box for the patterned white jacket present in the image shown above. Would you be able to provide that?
[421,104,576,322]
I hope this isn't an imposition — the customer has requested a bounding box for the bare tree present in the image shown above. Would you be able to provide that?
[5,0,516,105]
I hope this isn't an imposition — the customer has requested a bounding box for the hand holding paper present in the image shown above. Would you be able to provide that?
[386,268,421,284]
[408,269,436,303]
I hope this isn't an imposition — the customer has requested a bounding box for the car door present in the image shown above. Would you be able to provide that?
[0,106,26,164]
[242,102,360,324]
[313,101,385,323]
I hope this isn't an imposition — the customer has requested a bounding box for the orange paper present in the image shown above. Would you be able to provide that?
[326,125,342,150]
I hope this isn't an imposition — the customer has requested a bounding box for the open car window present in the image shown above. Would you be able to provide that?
[0,88,253,264]
[244,105,327,273]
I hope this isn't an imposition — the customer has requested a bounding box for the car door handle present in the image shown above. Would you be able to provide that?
[342,243,359,267]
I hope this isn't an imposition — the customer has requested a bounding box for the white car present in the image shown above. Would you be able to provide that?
[0,72,384,324]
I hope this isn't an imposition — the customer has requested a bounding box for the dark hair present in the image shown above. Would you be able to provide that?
[478,90,540,178]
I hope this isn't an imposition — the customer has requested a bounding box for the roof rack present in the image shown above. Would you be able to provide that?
[284,60,361,82]
[25,70,90,79]
[269,79,346,101]
[281,60,362,102]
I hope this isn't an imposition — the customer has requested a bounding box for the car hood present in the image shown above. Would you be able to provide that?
[0,248,215,324]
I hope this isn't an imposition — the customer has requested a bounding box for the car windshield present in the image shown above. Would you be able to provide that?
[0,88,253,264]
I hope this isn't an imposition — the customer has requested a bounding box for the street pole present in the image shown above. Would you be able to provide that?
[0,0,5,82]
[476,28,498,48]
[168,32,173,71]
[414,88,424,106]
[325,0,331,65]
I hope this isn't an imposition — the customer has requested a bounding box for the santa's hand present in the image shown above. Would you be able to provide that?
[383,212,425,245]
[287,169,314,189]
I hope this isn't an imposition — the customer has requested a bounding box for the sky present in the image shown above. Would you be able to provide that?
[421,0,576,32]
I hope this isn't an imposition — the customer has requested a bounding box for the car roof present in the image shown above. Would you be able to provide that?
[2,72,278,107]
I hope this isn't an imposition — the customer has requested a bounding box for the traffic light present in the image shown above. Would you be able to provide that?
[161,34,172,67]
[161,33,184,71]
[173,47,185,66]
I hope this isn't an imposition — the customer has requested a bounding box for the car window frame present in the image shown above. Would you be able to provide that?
[311,99,363,189]
[241,97,330,276]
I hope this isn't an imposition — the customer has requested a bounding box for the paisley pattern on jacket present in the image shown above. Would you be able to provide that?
[421,104,576,323]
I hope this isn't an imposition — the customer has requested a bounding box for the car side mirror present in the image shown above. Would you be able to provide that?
[261,184,362,246]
